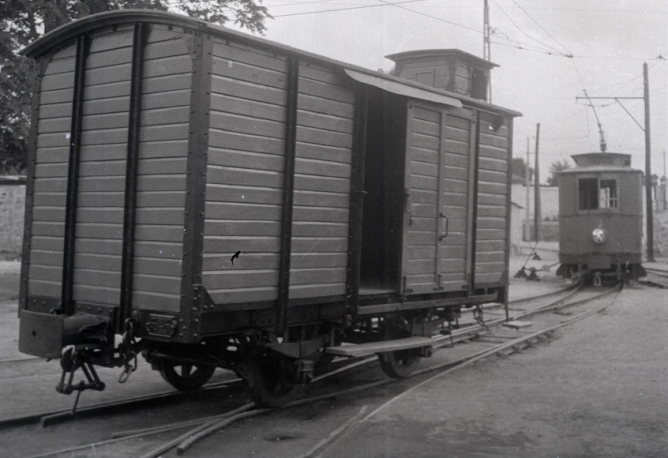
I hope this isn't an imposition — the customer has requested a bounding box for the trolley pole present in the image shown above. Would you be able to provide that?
[575,64,655,262]
[644,62,655,262]
[534,123,541,242]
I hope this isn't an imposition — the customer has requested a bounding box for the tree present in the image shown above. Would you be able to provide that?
[511,157,533,182]
[547,159,571,186]
[0,0,271,174]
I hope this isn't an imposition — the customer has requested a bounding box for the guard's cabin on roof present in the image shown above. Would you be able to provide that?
[386,49,496,101]
[17,10,520,406]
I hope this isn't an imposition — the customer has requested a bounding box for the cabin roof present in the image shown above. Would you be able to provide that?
[22,9,521,118]
[559,152,640,174]
[385,49,499,69]
[559,166,642,175]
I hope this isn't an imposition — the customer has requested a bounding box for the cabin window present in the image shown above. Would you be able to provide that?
[578,178,599,210]
[471,69,488,101]
[578,178,617,210]
[599,179,617,208]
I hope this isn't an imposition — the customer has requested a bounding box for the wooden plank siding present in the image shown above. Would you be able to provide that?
[289,62,353,299]
[404,105,440,294]
[202,41,355,304]
[131,26,192,312]
[474,117,510,285]
[71,26,133,305]
[27,43,77,299]
[203,39,289,304]
[404,104,472,294]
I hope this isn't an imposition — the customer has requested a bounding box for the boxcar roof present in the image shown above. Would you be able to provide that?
[22,9,521,118]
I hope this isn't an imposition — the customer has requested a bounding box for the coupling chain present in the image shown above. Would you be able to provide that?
[473,304,487,329]
[118,319,139,383]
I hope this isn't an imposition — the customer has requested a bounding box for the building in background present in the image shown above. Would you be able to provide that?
[0,176,26,260]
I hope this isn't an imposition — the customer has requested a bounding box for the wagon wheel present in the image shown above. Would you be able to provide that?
[246,353,303,408]
[158,360,216,391]
[378,317,422,379]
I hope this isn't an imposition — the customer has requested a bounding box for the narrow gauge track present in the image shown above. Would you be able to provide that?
[0,284,578,431]
[14,283,621,458]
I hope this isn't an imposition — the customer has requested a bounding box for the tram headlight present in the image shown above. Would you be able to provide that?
[592,228,607,244]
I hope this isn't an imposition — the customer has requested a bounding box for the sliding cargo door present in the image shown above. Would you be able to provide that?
[402,103,475,295]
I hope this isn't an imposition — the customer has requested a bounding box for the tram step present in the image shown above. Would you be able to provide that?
[502,320,533,330]
[325,336,433,358]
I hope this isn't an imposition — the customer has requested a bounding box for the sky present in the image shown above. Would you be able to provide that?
[224,0,668,183]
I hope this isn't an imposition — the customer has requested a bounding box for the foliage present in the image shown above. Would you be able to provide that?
[0,0,271,175]
[511,157,533,182]
[547,159,571,186]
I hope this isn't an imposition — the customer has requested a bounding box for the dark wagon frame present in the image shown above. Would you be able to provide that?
[18,10,520,405]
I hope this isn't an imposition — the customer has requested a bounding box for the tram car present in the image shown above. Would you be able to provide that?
[17,10,520,406]
[557,152,646,284]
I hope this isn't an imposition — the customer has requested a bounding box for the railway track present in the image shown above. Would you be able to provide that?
[10,282,621,458]
[0,284,577,431]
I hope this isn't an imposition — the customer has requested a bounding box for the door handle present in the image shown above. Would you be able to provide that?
[439,213,449,241]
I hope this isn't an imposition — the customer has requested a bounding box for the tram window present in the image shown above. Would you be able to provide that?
[599,180,617,208]
[578,178,599,210]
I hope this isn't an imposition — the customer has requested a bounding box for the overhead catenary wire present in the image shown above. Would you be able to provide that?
[508,0,573,56]
[271,0,428,18]
[492,0,569,57]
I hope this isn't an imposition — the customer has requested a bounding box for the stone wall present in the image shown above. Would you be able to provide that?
[0,184,25,259]
[653,211,668,257]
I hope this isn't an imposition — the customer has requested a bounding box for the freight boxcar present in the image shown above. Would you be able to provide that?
[18,10,520,405]
[557,152,646,284]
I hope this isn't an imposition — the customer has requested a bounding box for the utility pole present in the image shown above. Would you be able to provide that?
[483,0,492,102]
[663,150,666,210]
[643,63,655,261]
[575,63,655,262]
[534,123,541,242]
[525,138,531,241]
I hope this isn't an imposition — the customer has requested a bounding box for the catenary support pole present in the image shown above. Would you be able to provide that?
[644,62,655,262]
[534,123,541,242]
[525,138,530,241]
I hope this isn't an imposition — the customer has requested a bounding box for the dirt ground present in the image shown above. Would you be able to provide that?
[2,249,668,457]
[317,285,667,458]
[318,247,668,458]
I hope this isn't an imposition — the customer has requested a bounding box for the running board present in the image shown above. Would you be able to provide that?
[502,320,533,330]
[324,337,433,358]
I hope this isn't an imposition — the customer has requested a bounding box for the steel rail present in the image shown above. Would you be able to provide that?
[161,283,618,456]
[292,283,623,458]
[0,378,244,430]
[507,281,579,305]
[315,282,587,379]
[176,283,617,458]
[0,282,585,431]
[21,284,621,458]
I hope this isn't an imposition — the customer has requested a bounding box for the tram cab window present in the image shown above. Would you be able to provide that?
[599,180,617,208]
[578,178,618,210]
[578,178,599,210]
